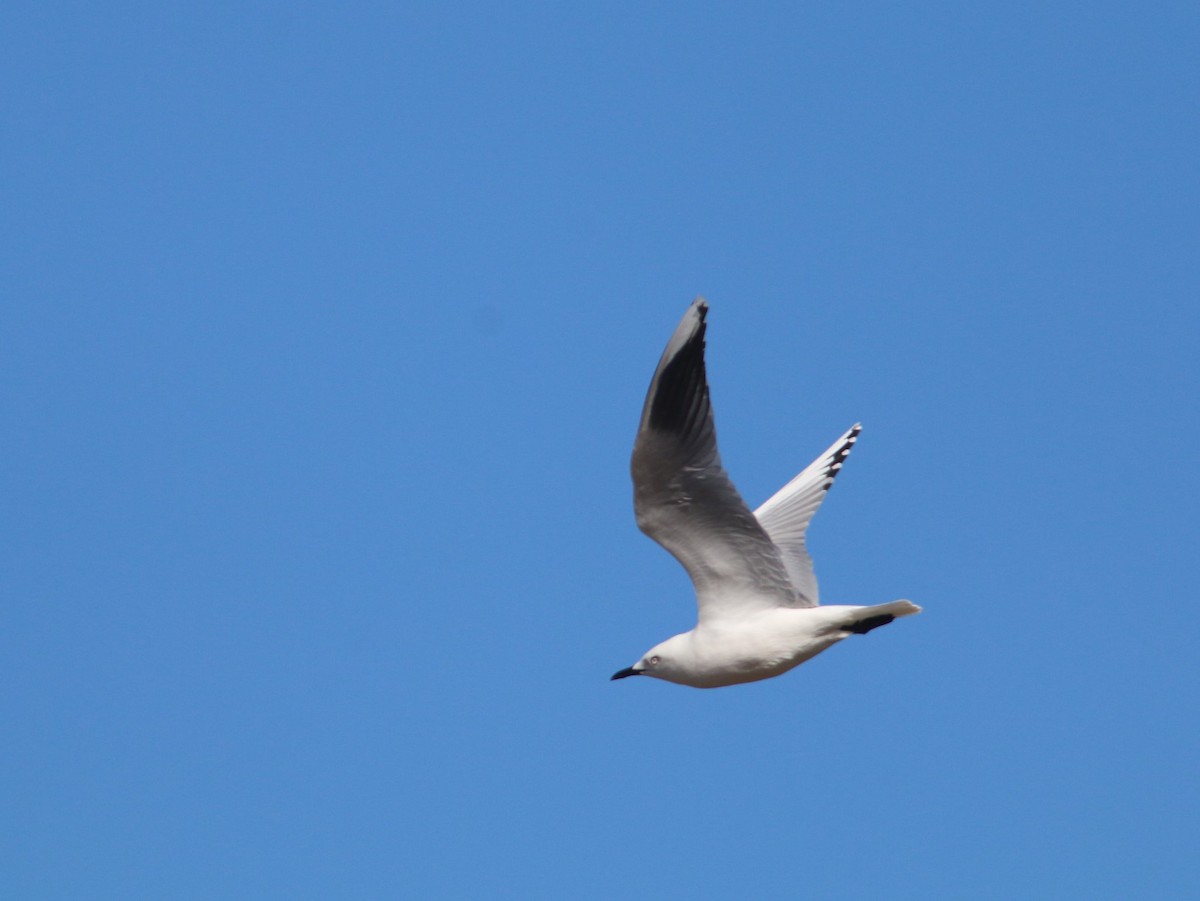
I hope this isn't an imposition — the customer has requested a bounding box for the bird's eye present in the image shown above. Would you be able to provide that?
[649,656,660,665]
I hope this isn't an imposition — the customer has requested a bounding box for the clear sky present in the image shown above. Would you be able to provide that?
[4,2,1198,898]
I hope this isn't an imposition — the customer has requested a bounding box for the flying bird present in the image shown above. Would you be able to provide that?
[612,299,920,688]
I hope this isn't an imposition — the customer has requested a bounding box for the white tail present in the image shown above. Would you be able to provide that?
[843,599,922,635]
[872,599,921,618]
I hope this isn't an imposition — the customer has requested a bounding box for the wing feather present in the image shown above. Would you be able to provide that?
[753,424,861,606]
[631,299,798,622]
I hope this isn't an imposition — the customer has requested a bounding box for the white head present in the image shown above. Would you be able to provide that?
[611,633,693,684]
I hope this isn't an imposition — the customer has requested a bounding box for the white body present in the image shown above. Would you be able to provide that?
[633,602,919,689]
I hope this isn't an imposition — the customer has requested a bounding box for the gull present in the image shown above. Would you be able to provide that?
[612,299,919,688]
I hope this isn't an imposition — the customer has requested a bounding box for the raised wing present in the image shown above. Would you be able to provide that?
[753,424,861,606]
[631,299,798,622]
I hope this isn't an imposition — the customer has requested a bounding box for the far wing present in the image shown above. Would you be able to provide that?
[753,424,861,607]
[631,299,799,622]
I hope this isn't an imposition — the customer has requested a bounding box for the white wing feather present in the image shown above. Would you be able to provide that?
[753,424,862,607]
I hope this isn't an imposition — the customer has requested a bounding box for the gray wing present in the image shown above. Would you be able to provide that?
[631,299,799,623]
[753,424,861,607]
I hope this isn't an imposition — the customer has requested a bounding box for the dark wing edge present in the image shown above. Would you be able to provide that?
[631,298,798,613]
[639,297,712,451]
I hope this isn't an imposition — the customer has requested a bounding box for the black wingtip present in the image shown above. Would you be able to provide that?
[648,302,710,433]
[820,424,862,492]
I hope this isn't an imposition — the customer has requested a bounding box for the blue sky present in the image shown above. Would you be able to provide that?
[4,2,1198,898]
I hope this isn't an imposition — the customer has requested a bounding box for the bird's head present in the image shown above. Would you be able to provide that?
[611,633,690,683]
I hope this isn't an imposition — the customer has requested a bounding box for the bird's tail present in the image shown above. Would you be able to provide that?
[844,600,921,635]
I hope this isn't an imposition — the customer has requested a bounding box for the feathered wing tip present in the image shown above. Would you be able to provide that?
[820,423,862,491]
[639,297,709,437]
